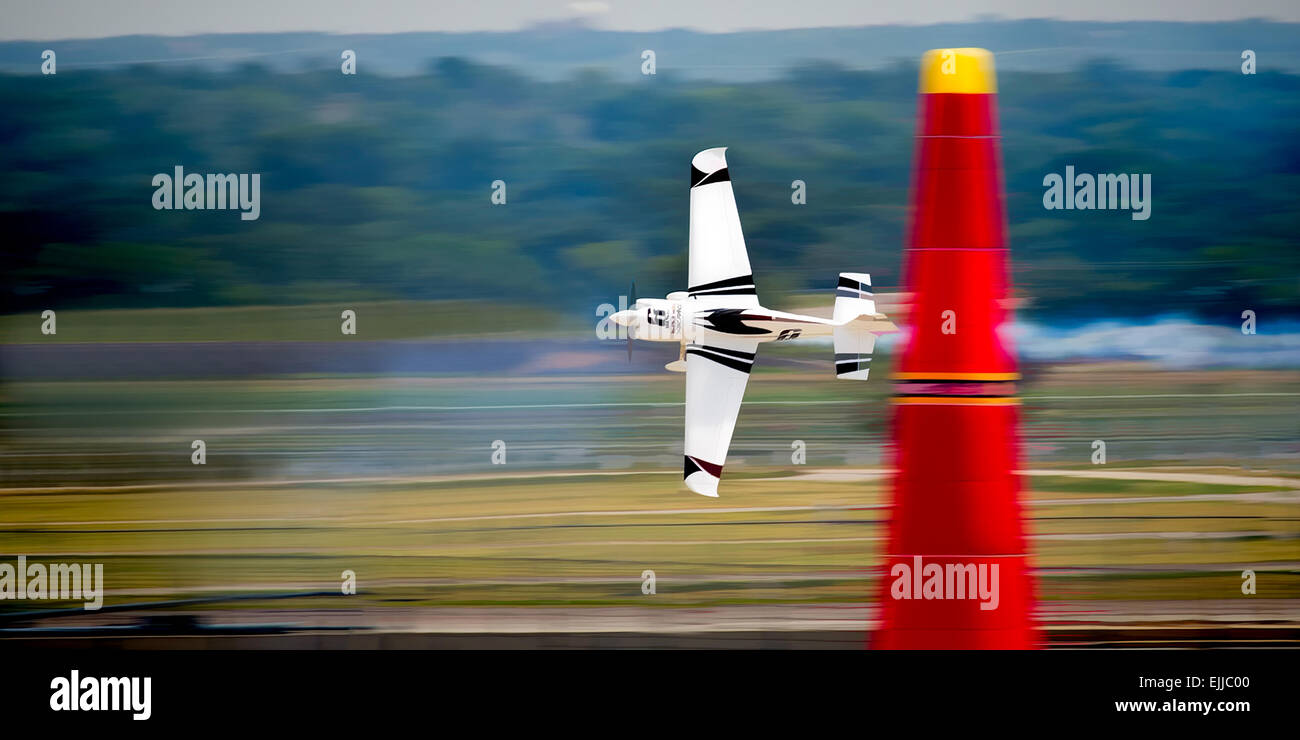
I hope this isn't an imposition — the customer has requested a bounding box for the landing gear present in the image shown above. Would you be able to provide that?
[665,342,687,373]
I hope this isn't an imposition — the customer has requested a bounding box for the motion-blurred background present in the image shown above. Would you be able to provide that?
[1,9,1297,646]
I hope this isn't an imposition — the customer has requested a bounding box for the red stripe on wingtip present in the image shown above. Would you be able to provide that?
[687,455,724,478]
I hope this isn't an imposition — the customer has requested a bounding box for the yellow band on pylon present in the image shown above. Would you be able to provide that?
[919,47,997,94]
[894,396,1020,406]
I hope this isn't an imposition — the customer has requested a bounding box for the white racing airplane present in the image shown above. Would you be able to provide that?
[610,147,897,497]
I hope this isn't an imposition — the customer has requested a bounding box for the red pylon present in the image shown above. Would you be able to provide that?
[872,49,1039,649]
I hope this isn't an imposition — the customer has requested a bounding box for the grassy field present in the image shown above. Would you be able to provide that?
[1,469,1295,613]
[1,362,1296,624]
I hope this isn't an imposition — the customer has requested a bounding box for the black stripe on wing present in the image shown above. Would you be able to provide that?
[691,165,731,188]
[686,345,755,373]
[700,345,756,360]
[684,454,724,479]
[688,274,755,294]
[692,287,758,297]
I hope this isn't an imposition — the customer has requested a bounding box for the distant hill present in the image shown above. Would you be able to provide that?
[2,19,1298,80]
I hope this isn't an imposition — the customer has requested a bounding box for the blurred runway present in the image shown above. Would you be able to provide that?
[7,602,1300,649]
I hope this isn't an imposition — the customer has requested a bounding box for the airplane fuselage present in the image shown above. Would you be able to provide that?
[614,298,836,346]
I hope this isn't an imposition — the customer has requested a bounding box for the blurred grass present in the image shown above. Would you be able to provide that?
[1023,475,1291,497]
[1,471,1295,610]
[1,364,1297,616]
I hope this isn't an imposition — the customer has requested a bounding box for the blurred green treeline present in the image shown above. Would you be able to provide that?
[2,57,1298,322]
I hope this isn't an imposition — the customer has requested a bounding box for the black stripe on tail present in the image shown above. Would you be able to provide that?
[835,354,872,376]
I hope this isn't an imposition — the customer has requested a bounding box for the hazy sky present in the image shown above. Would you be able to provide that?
[5,0,1298,40]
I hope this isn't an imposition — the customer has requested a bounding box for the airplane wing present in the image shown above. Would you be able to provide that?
[683,335,759,496]
[688,147,758,307]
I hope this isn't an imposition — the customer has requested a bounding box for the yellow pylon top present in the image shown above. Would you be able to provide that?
[919,47,997,94]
